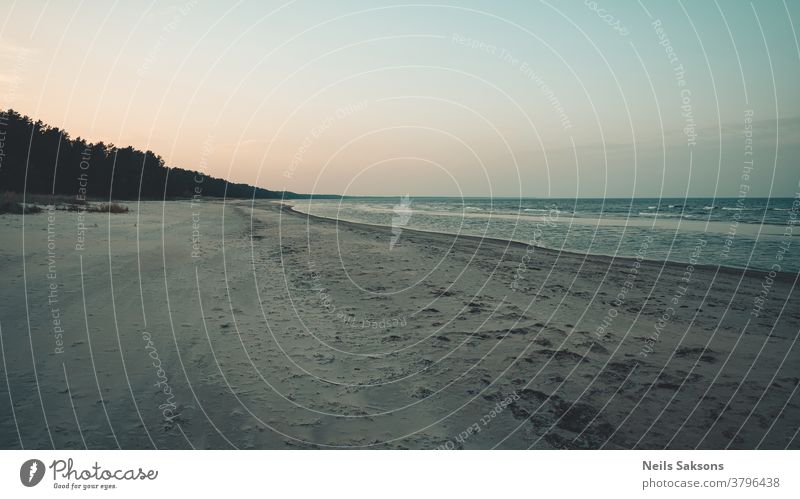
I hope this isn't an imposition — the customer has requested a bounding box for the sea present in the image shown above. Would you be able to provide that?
[292,197,800,273]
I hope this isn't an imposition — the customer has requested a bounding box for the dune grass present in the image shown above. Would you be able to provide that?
[0,191,128,214]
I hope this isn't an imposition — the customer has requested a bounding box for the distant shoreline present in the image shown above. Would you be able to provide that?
[282,203,799,282]
[295,196,797,200]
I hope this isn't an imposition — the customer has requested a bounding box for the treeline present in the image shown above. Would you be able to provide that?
[0,109,318,200]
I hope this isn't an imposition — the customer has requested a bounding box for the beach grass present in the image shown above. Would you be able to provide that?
[0,191,128,214]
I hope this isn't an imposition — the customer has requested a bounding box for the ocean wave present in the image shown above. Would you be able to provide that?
[637,212,687,219]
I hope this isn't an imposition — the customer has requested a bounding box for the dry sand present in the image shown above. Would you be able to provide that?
[0,199,798,449]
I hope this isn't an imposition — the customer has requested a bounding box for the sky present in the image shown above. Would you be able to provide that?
[1,0,799,197]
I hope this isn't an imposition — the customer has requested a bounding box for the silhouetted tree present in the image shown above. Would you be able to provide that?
[0,109,324,200]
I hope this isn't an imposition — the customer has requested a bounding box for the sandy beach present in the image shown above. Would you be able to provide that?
[0,199,798,449]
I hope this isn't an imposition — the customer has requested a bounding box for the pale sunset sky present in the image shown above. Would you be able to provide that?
[1,0,799,197]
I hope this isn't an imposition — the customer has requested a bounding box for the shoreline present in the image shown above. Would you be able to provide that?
[1,198,798,449]
[282,203,799,283]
